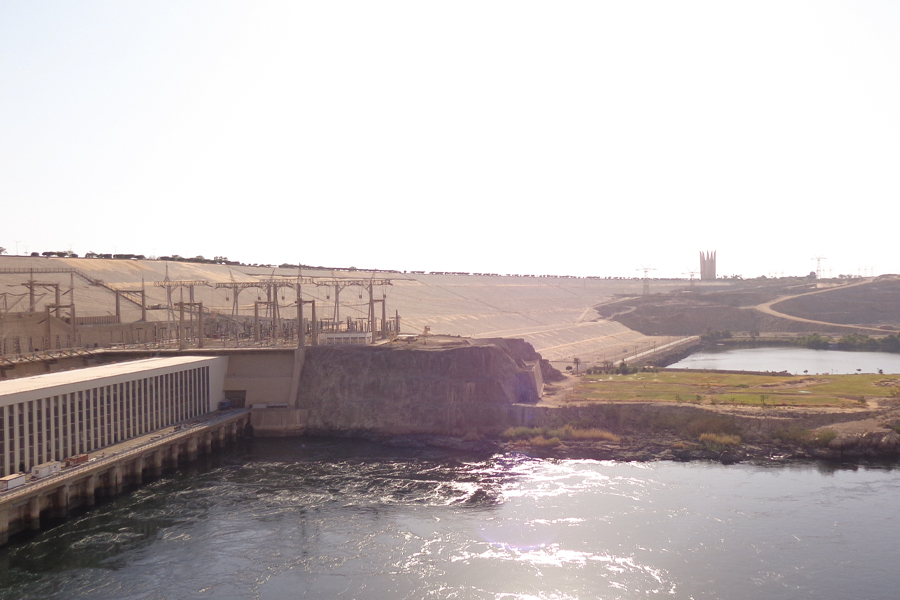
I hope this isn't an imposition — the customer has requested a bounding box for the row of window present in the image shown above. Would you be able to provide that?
[0,366,210,476]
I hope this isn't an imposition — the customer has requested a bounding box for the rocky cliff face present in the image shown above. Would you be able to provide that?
[471,337,565,382]
[296,341,543,436]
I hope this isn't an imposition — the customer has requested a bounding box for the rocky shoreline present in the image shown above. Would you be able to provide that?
[495,430,900,464]
[352,428,900,466]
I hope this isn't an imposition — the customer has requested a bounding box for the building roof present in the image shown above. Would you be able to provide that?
[0,356,219,398]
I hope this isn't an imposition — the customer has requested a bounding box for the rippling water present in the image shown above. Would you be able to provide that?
[1,439,898,599]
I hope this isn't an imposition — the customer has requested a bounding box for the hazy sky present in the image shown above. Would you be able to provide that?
[2,1,899,279]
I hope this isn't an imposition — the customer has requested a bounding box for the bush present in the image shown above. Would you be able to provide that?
[501,425,620,443]
[771,426,838,447]
[699,432,741,451]
[462,429,481,442]
[770,426,811,445]
[529,436,561,448]
[548,425,620,442]
[813,429,837,446]
[500,426,537,440]
[794,334,832,350]
[701,329,733,341]
[683,415,740,438]
[641,412,740,439]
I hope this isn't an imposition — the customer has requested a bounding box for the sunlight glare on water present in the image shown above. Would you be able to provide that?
[1,440,899,600]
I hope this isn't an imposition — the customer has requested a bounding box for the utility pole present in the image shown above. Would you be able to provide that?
[368,284,375,338]
[69,272,76,343]
[254,301,261,343]
[174,301,204,349]
[297,281,306,348]
[298,299,317,347]
[311,300,317,345]
[373,297,387,339]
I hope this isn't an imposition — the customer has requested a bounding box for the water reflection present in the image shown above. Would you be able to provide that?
[669,346,900,374]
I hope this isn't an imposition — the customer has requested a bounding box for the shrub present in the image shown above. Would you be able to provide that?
[462,429,481,442]
[500,426,541,440]
[672,441,699,450]
[547,425,620,442]
[501,425,620,443]
[770,426,811,445]
[794,334,832,350]
[529,435,561,448]
[683,415,740,438]
[813,429,837,446]
[699,432,741,451]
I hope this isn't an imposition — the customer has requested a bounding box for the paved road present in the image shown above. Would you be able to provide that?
[748,278,887,333]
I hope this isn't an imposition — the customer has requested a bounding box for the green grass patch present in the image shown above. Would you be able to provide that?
[713,393,846,407]
[803,375,899,397]
[577,371,877,407]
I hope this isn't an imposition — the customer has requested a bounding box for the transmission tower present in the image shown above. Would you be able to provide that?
[682,269,698,289]
[636,266,656,296]
[811,255,826,279]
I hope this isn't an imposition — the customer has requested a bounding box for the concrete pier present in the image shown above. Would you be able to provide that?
[0,409,249,546]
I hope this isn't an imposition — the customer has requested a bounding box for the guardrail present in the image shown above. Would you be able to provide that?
[623,336,701,363]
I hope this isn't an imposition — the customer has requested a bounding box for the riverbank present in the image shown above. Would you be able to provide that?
[494,427,900,464]
[378,365,900,464]
[501,369,900,463]
[301,420,900,466]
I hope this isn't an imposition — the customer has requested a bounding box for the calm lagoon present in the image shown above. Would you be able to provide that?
[668,346,900,374]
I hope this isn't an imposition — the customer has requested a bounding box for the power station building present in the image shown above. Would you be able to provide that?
[699,251,716,281]
[0,356,227,477]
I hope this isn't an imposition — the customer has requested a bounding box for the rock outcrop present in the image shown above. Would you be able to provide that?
[472,337,565,382]
[296,340,545,436]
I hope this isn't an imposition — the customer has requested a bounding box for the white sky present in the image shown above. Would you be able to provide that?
[2,1,899,279]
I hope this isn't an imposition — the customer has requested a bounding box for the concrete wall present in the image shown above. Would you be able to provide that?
[1,313,163,355]
[250,407,306,436]
[208,355,229,412]
[222,350,297,408]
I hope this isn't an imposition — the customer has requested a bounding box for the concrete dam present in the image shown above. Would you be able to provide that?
[147,336,552,438]
[0,337,553,544]
[1,338,553,466]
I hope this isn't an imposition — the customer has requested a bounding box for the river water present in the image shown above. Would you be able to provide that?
[1,439,898,600]
[668,346,900,374]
